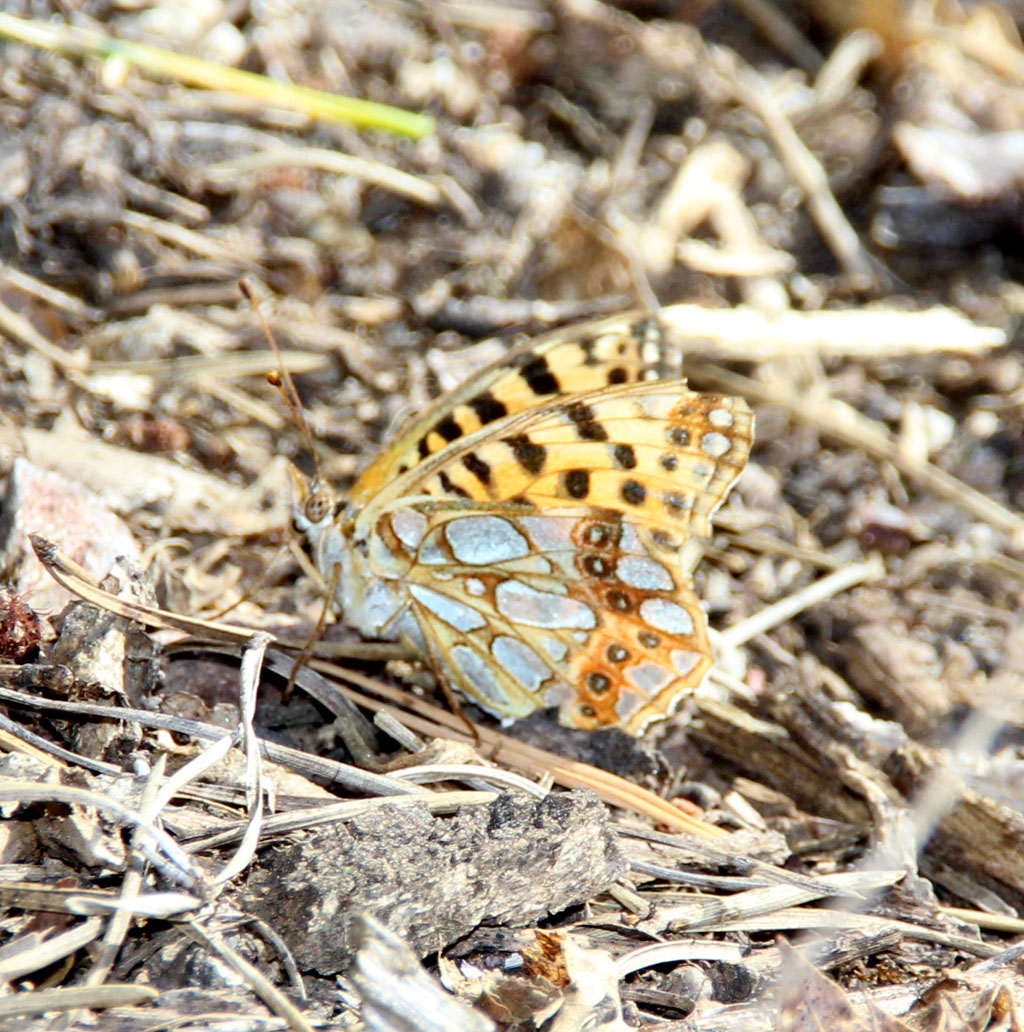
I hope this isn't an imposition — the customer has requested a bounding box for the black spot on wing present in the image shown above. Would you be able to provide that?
[621,479,647,505]
[438,470,469,498]
[469,391,507,425]
[463,452,491,486]
[519,354,559,396]
[607,367,627,384]
[564,468,590,499]
[565,401,608,442]
[434,416,462,442]
[504,434,547,475]
[613,443,637,469]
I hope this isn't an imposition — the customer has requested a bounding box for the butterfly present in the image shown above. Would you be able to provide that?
[292,313,752,735]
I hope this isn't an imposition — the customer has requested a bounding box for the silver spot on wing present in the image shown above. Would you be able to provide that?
[495,580,596,630]
[492,636,550,691]
[639,598,695,636]
[409,584,486,632]
[445,516,531,565]
[615,556,674,591]
[391,509,427,550]
[700,431,731,457]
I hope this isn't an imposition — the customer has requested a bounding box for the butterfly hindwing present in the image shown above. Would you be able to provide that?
[375,417,745,733]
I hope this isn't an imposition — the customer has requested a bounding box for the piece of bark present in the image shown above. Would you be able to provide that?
[48,559,159,764]
[690,698,873,828]
[888,742,1024,912]
[240,790,626,975]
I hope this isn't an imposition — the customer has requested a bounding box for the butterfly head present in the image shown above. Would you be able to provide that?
[289,465,340,537]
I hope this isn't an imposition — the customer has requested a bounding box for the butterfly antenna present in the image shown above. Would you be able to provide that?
[239,278,322,485]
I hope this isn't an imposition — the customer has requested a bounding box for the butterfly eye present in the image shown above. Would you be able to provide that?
[304,491,332,524]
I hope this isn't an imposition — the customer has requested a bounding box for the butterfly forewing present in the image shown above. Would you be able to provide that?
[361,381,752,554]
[348,314,666,503]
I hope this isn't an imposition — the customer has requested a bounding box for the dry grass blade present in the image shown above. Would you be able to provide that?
[182,920,315,1032]
[724,52,878,286]
[214,632,271,886]
[718,556,885,651]
[119,209,251,263]
[0,918,104,983]
[183,791,497,852]
[0,984,159,1020]
[0,294,88,371]
[66,754,170,1030]
[65,893,203,918]
[630,858,795,891]
[939,906,1024,934]
[389,764,548,797]
[205,147,442,206]
[731,0,823,70]
[0,882,120,915]
[0,709,77,769]
[0,683,425,797]
[0,784,204,889]
[660,303,1005,359]
[617,939,746,978]
[713,907,999,957]
[622,829,826,893]
[718,530,843,569]
[642,869,904,934]
[0,261,102,321]
[30,535,265,645]
[87,350,330,377]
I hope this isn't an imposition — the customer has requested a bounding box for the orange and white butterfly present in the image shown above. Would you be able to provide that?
[292,313,752,735]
